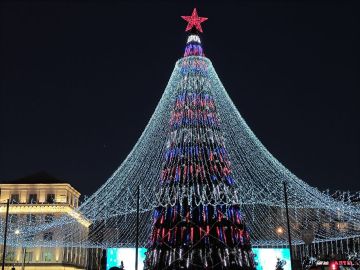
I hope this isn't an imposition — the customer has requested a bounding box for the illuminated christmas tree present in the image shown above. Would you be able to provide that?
[144,8,255,270]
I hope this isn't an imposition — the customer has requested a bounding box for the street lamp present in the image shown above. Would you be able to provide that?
[276,226,285,236]
[1,199,10,270]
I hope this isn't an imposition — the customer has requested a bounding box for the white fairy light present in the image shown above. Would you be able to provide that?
[187,35,201,43]
[1,41,359,253]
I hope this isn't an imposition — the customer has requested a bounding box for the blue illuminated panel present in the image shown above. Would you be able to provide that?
[253,248,292,270]
[106,248,147,270]
[107,247,291,270]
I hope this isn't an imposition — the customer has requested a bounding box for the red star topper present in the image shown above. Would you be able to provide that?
[181,8,208,33]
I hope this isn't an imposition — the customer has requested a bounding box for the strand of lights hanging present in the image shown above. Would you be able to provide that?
[1,8,360,252]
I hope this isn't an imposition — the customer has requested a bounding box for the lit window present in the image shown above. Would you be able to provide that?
[5,251,15,262]
[25,251,33,262]
[42,251,52,262]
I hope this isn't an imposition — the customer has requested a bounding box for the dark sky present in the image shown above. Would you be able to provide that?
[1,1,359,197]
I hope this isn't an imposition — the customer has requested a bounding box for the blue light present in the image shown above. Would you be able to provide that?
[106,248,147,270]
[253,248,292,270]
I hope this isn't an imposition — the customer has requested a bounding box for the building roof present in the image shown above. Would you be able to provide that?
[2,171,67,185]
[1,171,81,196]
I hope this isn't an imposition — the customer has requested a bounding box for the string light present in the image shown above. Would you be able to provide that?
[181,8,208,33]
[0,30,359,258]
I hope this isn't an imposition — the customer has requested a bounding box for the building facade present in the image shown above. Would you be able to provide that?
[0,172,93,270]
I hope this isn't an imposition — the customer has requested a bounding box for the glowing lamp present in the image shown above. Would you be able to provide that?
[276,226,284,235]
[330,262,338,270]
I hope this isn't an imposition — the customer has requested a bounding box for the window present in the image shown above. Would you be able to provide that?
[9,214,18,223]
[45,214,54,223]
[26,214,36,223]
[46,194,55,203]
[42,251,52,262]
[5,251,15,262]
[28,194,37,203]
[25,251,33,262]
[10,194,19,203]
[24,234,35,242]
[43,232,53,241]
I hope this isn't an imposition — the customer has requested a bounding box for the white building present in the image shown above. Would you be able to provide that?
[0,172,94,270]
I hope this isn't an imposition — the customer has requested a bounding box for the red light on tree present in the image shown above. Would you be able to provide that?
[330,261,338,270]
[181,8,208,33]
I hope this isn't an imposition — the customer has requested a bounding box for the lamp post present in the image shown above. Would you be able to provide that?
[1,199,10,270]
[135,185,140,270]
[283,181,294,269]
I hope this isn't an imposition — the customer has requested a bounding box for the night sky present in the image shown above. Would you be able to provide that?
[1,1,359,197]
